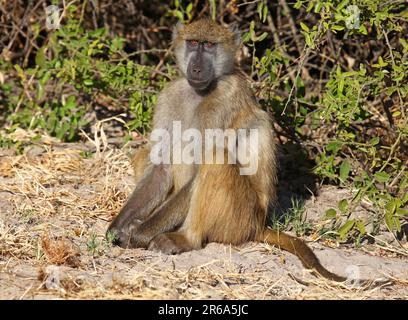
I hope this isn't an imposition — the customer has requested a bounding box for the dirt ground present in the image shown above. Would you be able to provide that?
[0,134,407,299]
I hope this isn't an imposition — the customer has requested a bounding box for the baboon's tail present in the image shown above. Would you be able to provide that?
[257,228,347,282]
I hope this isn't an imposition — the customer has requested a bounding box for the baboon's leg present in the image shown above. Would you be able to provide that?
[148,231,195,254]
[148,162,265,254]
[125,180,194,248]
[107,161,173,246]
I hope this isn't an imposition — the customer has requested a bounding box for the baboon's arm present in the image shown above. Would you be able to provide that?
[107,164,172,237]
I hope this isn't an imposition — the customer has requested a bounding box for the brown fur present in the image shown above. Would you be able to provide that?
[108,19,374,284]
[131,144,150,180]
[175,19,237,47]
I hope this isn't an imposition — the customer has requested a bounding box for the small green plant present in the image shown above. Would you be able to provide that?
[170,0,194,22]
[86,232,99,255]
[270,199,312,236]
[323,206,367,243]
[290,199,312,236]
[105,230,118,247]
[80,150,93,159]
[0,133,22,151]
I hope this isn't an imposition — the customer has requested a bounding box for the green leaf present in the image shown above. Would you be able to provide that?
[359,24,368,35]
[385,199,397,215]
[396,208,408,216]
[369,137,380,145]
[374,171,390,183]
[338,199,348,213]
[402,191,408,204]
[304,33,312,47]
[327,141,342,154]
[331,25,345,31]
[339,160,350,182]
[257,2,263,20]
[186,3,193,14]
[314,2,322,13]
[338,220,355,240]
[111,37,124,52]
[249,21,256,42]
[84,79,93,86]
[306,0,314,12]
[175,10,184,22]
[355,221,366,235]
[394,218,401,233]
[385,212,395,232]
[37,83,45,100]
[65,96,76,109]
[379,56,388,67]
[35,47,46,68]
[256,32,268,42]
[338,78,344,94]
[294,1,303,10]
[337,0,348,10]
[325,209,337,219]
[373,56,388,68]
[14,64,26,81]
[262,5,268,23]
[400,38,408,53]
[300,22,310,32]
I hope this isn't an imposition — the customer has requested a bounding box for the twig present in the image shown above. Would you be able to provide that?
[382,28,406,118]
[237,0,262,7]
[266,14,281,50]
[281,26,318,115]
[279,0,303,54]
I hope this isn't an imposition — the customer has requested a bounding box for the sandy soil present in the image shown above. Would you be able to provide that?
[0,138,407,299]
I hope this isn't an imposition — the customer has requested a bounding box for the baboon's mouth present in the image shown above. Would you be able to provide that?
[188,78,211,90]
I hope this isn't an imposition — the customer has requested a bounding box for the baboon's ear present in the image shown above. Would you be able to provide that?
[229,22,241,47]
[172,21,184,41]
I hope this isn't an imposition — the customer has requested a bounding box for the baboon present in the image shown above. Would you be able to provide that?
[107,19,349,282]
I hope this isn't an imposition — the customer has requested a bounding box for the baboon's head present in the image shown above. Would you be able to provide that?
[172,19,240,91]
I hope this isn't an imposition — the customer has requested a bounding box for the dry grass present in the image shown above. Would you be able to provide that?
[0,130,407,300]
[41,235,81,267]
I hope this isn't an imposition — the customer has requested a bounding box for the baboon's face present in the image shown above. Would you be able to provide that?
[184,39,217,91]
[173,20,240,92]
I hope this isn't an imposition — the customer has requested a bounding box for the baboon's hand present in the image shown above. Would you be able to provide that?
[107,219,142,248]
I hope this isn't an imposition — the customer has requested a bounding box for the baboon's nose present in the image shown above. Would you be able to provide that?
[192,66,201,76]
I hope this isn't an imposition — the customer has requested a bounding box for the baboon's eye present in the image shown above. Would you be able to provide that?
[187,40,199,47]
[204,41,215,48]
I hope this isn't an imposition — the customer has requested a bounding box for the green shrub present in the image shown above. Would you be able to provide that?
[0,3,171,142]
[250,0,407,240]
